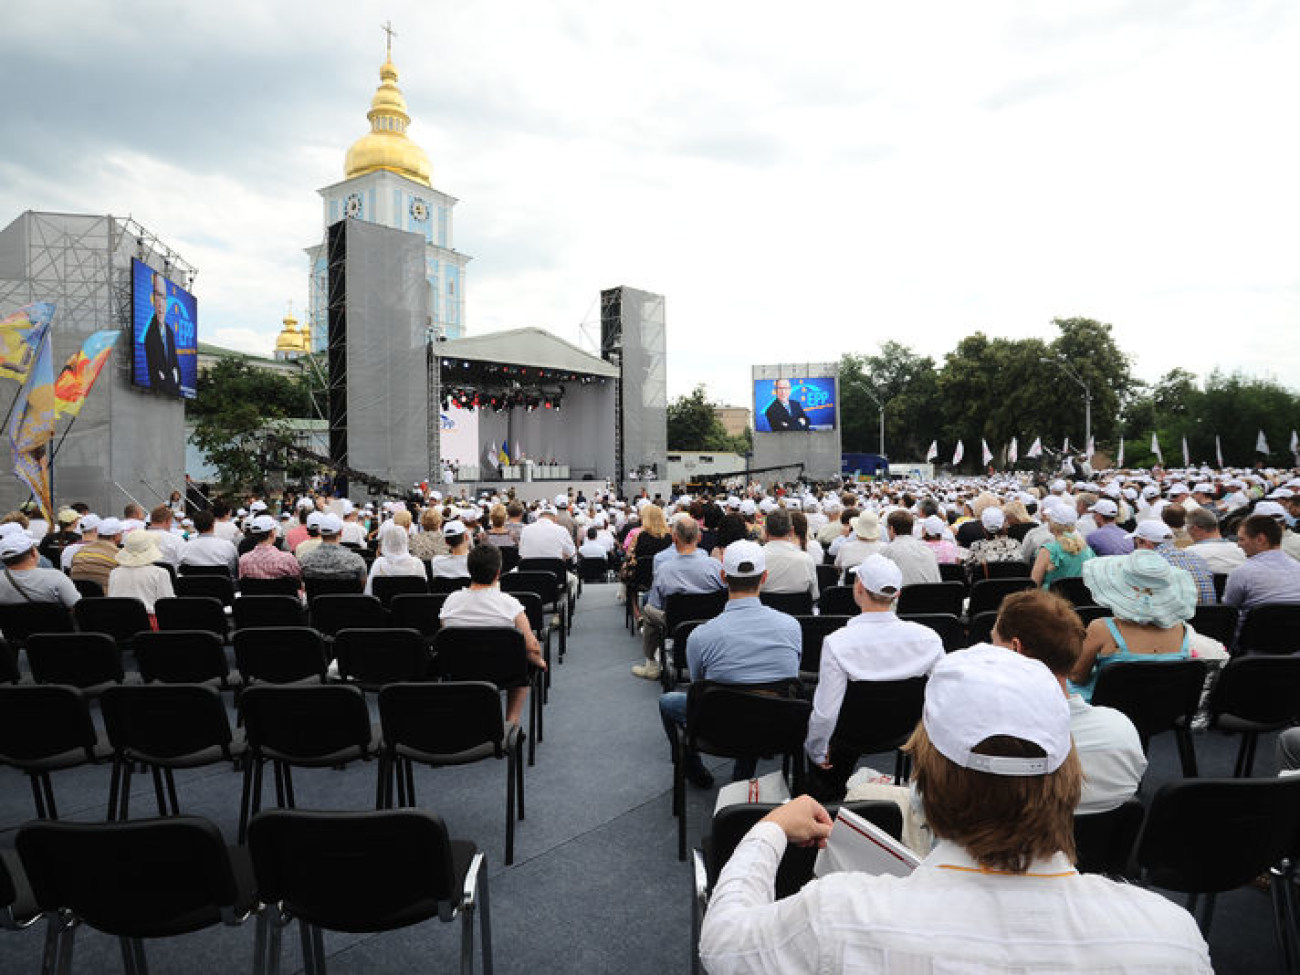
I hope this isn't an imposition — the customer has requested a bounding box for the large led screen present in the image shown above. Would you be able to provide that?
[753,376,836,432]
[131,258,197,399]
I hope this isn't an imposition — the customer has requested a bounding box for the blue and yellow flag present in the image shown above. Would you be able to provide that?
[0,302,54,382]
[8,329,55,520]
[499,440,510,465]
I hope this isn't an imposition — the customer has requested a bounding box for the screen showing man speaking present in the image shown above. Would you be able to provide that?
[753,377,837,432]
[131,257,198,400]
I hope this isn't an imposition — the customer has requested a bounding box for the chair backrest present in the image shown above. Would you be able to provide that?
[1049,576,1094,607]
[16,816,246,938]
[966,578,1035,617]
[334,627,429,688]
[0,684,99,765]
[371,575,429,607]
[1073,799,1144,876]
[517,558,568,589]
[248,808,461,930]
[1211,572,1229,602]
[428,575,472,595]
[937,562,968,588]
[896,582,964,617]
[309,593,384,637]
[500,570,558,605]
[431,627,529,689]
[178,563,233,578]
[981,561,1032,580]
[685,681,811,759]
[232,594,306,630]
[26,632,124,691]
[73,597,152,645]
[1135,777,1300,895]
[669,620,706,678]
[237,576,301,598]
[134,629,232,686]
[1090,659,1208,746]
[795,615,851,676]
[303,576,366,602]
[389,593,448,639]
[155,596,228,639]
[1208,656,1300,729]
[899,613,965,652]
[758,591,814,616]
[232,626,327,684]
[815,564,840,592]
[1189,604,1238,649]
[101,683,236,761]
[510,591,546,636]
[379,681,506,760]
[0,641,18,684]
[176,574,236,607]
[72,578,105,599]
[1236,603,1300,655]
[0,602,74,647]
[579,555,609,583]
[1074,604,1114,627]
[830,677,928,756]
[239,683,373,762]
[966,610,998,645]
[817,586,857,617]
[664,590,729,632]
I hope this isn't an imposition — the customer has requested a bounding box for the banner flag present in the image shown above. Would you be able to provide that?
[951,441,964,465]
[981,439,993,466]
[1116,437,1124,468]
[925,440,937,463]
[1007,437,1018,464]
[1026,437,1042,459]
[53,329,120,419]
[1257,429,1270,454]
[0,302,54,382]
[1151,433,1163,465]
[1215,434,1224,468]
[498,440,510,466]
[1085,436,1095,459]
[7,329,55,520]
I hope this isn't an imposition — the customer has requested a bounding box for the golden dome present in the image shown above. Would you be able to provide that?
[343,58,432,187]
[275,312,310,355]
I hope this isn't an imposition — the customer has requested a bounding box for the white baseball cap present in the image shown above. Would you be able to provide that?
[852,554,902,597]
[318,513,343,534]
[1090,498,1119,518]
[722,540,765,577]
[1254,501,1288,520]
[97,517,124,537]
[923,644,1072,776]
[443,520,467,538]
[250,515,277,534]
[0,531,35,560]
[1130,520,1173,543]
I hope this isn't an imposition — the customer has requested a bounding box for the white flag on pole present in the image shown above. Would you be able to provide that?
[1257,429,1270,454]
[1151,433,1163,465]
[1215,434,1224,468]
[1116,437,1125,468]
[1008,437,1019,464]
[952,441,964,465]
[1182,437,1190,468]
[1292,430,1299,455]
[1063,437,1071,455]
[981,439,993,467]
[1085,436,1095,460]
[1026,436,1042,459]
[925,440,937,463]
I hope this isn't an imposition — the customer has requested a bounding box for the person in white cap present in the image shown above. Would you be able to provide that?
[237,515,302,584]
[805,555,943,801]
[428,521,472,580]
[1084,498,1132,557]
[699,644,1212,974]
[759,508,819,602]
[295,512,326,560]
[832,510,886,579]
[1184,506,1245,573]
[0,528,80,608]
[518,505,579,601]
[298,513,366,587]
[70,517,126,593]
[882,510,941,587]
[1130,520,1216,606]
[61,514,100,573]
[634,516,724,681]
[552,494,579,543]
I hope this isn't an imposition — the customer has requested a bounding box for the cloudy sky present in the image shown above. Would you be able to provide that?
[3,1,1297,410]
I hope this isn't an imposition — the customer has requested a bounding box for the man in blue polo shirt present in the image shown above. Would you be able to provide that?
[657,540,800,787]
[634,515,725,681]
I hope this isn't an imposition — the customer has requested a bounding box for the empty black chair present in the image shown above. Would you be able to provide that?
[1190,603,1238,649]
[236,575,301,597]
[72,578,105,599]
[16,816,256,974]
[100,683,245,820]
[937,562,968,589]
[1135,776,1300,938]
[510,591,555,697]
[795,615,851,679]
[815,563,840,592]
[73,596,152,651]
[817,585,857,616]
[309,593,384,638]
[335,627,429,691]
[237,683,380,843]
[900,613,966,652]
[175,573,236,608]
[232,593,305,630]
[1237,603,1300,655]
[133,629,241,691]
[1050,575,1094,607]
[232,626,328,685]
[0,684,111,819]
[1091,659,1208,777]
[517,557,573,624]
[0,641,19,684]
[380,681,525,865]
[26,632,124,698]
[821,676,929,793]
[1073,798,1145,877]
[0,846,48,962]
[1207,656,1300,776]
[429,575,472,595]
[155,595,229,641]
[249,808,491,975]
[966,577,1034,618]
[674,681,811,860]
[759,590,814,616]
[0,601,74,649]
[502,570,568,659]
[390,592,449,643]
[371,574,429,608]
[433,627,542,766]
[579,554,610,584]
[896,582,964,617]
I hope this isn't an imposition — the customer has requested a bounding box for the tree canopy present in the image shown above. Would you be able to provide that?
[667,385,751,454]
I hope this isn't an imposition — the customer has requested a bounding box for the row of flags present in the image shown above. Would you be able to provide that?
[926,429,1298,469]
[483,439,526,470]
[0,303,120,519]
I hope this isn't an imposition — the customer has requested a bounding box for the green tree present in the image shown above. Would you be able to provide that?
[667,385,749,453]
[839,343,940,459]
[187,358,315,491]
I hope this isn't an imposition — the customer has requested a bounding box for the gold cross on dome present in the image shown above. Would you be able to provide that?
[382,20,397,58]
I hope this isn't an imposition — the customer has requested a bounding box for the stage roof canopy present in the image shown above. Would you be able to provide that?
[437,327,619,379]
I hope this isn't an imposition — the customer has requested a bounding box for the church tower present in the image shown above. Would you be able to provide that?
[306,30,471,352]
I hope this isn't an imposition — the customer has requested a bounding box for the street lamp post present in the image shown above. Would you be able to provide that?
[1040,357,1091,450]
[861,386,885,457]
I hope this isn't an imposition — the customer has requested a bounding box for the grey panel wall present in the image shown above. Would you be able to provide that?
[750,362,842,480]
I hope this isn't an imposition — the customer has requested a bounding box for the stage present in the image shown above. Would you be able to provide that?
[438,478,671,505]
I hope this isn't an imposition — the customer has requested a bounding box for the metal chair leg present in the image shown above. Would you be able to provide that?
[479,860,493,975]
